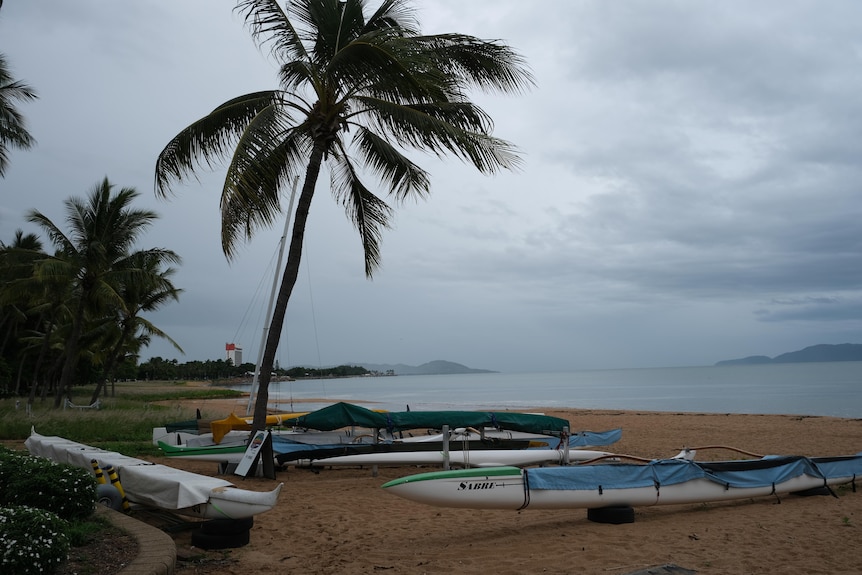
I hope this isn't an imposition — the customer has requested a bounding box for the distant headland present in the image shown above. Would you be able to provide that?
[358,360,496,376]
[716,343,862,366]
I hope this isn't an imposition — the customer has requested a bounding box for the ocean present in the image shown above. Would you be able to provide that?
[230,361,862,419]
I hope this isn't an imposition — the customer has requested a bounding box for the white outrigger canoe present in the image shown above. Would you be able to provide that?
[25,429,282,519]
[382,453,862,510]
[292,448,614,468]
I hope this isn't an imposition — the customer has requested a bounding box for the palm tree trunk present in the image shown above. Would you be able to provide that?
[91,326,129,404]
[251,143,327,432]
[54,303,85,408]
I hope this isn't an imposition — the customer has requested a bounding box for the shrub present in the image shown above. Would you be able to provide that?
[0,505,70,575]
[0,448,97,520]
[0,447,28,487]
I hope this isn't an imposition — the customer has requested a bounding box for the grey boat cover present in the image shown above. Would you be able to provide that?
[527,454,862,491]
[25,430,234,509]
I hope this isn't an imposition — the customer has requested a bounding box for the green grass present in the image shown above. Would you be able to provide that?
[0,381,245,455]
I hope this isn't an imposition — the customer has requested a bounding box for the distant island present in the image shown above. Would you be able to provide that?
[358,360,496,376]
[716,343,862,366]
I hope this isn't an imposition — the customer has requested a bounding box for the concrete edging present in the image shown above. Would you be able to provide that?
[96,506,176,575]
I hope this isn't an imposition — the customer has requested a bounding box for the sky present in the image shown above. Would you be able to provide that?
[2,1,862,373]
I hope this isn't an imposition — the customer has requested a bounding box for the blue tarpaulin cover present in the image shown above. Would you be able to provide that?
[527,454,862,491]
[568,428,622,447]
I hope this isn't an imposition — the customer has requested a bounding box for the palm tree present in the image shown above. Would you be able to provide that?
[28,177,181,406]
[0,230,45,396]
[89,250,184,404]
[0,230,44,356]
[0,53,37,177]
[155,0,533,431]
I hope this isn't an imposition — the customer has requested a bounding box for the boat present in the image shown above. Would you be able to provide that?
[157,402,622,467]
[153,411,314,446]
[25,429,282,519]
[158,430,616,466]
[381,452,862,510]
[289,447,615,468]
[158,433,540,464]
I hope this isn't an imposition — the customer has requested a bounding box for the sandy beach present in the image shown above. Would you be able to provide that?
[131,395,862,575]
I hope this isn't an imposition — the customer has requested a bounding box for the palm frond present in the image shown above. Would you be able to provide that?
[236,0,308,63]
[134,317,184,353]
[0,53,38,175]
[353,125,429,201]
[25,211,74,255]
[221,120,311,258]
[329,149,393,277]
[417,34,535,95]
[278,60,318,95]
[363,0,419,35]
[155,91,281,196]
[353,96,522,173]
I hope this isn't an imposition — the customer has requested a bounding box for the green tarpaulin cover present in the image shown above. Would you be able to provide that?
[294,402,571,434]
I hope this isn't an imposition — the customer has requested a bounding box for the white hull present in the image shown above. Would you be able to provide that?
[294,449,612,468]
[386,474,838,510]
[153,427,363,448]
[26,430,282,519]
[158,441,249,463]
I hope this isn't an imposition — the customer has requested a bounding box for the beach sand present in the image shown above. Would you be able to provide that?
[139,396,862,575]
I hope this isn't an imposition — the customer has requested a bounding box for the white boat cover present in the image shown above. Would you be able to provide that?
[25,431,235,510]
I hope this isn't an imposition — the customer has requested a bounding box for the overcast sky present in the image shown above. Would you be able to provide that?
[2,1,862,373]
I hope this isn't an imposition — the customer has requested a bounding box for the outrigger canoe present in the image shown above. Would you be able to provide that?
[159,435,538,464]
[159,427,621,467]
[290,447,614,468]
[381,453,862,510]
[25,429,282,519]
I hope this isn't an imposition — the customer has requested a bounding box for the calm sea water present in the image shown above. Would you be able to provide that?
[234,362,862,418]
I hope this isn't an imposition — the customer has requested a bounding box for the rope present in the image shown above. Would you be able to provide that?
[684,445,764,458]
[518,469,531,510]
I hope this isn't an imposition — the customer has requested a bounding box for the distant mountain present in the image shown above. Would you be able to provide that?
[716,343,862,366]
[359,360,496,375]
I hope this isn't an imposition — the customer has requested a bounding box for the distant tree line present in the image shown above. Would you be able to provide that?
[283,365,369,379]
[122,358,370,382]
[135,357,254,382]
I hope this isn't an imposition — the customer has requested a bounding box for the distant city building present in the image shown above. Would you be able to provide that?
[225,343,242,366]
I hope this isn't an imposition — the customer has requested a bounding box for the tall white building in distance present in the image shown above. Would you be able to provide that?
[225,343,242,366]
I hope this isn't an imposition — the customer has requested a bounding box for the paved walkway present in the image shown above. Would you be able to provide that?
[96,506,176,575]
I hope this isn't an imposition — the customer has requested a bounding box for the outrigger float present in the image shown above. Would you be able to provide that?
[25,429,282,519]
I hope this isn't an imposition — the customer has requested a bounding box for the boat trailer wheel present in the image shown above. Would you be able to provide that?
[587,505,635,524]
[95,484,124,511]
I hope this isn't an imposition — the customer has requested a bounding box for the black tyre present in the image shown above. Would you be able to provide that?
[200,517,254,535]
[95,484,124,511]
[191,527,251,550]
[587,505,635,524]
[791,486,832,497]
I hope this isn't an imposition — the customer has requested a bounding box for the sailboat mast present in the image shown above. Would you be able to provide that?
[247,176,299,415]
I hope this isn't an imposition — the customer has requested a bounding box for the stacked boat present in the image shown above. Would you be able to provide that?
[156,402,623,469]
